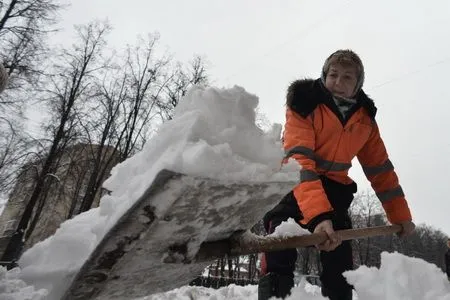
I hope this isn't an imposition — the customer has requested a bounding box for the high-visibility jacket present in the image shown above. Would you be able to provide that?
[284,78,412,227]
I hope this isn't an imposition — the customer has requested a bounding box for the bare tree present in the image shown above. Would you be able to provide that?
[69,34,170,213]
[395,224,448,271]
[349,191,386,266]
[72,35,210,213]
[295,246,320,276]
[0,117,31,196]
[115,34,172,160]
[1,21,110,264]
[347,191,448,271]
[0,0,60,200]
[157,55,208,121]
[0,0,61,114]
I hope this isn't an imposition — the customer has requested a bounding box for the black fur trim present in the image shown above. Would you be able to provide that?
[355,89,377,119]
[286,78,377,119]
[286,79,321,118]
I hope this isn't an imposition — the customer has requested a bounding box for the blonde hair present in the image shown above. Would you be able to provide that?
[321,49,365,93]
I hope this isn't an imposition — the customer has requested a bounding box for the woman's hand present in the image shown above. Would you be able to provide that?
[397,220,416,237]
[314,220,342,251]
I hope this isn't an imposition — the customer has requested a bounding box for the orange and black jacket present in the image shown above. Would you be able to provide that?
[284,78,412,229]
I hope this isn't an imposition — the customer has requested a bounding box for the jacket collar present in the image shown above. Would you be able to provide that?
[286,78,377,120]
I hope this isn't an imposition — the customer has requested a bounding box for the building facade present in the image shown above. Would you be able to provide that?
[0,143,119,257]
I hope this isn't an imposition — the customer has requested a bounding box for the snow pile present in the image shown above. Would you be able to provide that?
[344,252,450,300]
[18,209,101,298]
[144,252,450,300]
[0,267,47,300]
[144,280,322,300]
[145,284,260,300]
[15,85,298,299]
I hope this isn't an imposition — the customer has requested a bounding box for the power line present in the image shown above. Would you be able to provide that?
[369,56,450,91]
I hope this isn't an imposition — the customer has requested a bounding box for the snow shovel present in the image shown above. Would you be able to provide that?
[194,224,403,261]
[62,169,298,300]
[62,169,401,300]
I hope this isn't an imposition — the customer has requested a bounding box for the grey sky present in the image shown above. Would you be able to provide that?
[53,0,450,235]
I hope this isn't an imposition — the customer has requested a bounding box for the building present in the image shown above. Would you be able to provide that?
[0,143,120,257]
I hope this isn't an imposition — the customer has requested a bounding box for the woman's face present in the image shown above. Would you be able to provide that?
[325,63,358,98]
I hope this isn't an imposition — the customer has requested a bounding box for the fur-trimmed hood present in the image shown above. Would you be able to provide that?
[286,78,377,119]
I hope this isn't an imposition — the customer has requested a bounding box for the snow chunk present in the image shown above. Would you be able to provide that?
[345,251,450,300]
[269,218,310,238]
[0,267,47,300]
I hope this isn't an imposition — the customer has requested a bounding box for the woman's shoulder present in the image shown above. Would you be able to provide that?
[286,78,323,118]
[356,90,377,120]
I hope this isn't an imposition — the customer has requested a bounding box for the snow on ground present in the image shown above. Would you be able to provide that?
[143,279,323,300]
[144,284,260,300]
[145,252,450,300]
[0,84,449,299]
[2,250,450,300]
[0,267,47,300]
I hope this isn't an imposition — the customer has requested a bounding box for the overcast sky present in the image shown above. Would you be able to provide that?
[52,0,450,235]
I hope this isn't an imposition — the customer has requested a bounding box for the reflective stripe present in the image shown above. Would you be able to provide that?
[316,158,352,172]
[377,186,404,203]
[285,146,351,172]
[285,146,315,160]
[362,159,394,177]
[300,169,319,182]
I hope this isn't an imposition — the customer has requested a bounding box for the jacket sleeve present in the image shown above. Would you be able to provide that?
[284,108,334,229]
[357,122,412,224]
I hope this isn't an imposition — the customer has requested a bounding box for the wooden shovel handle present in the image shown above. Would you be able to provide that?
[195,225,402,261]
[232,224,403,254]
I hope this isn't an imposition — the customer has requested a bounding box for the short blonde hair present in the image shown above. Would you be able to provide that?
[321,49,365,93]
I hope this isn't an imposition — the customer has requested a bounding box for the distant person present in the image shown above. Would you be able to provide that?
[258,50,415,300]
[446,238,450,280]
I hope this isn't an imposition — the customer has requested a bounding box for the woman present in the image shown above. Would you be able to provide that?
[258,50,415,300]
